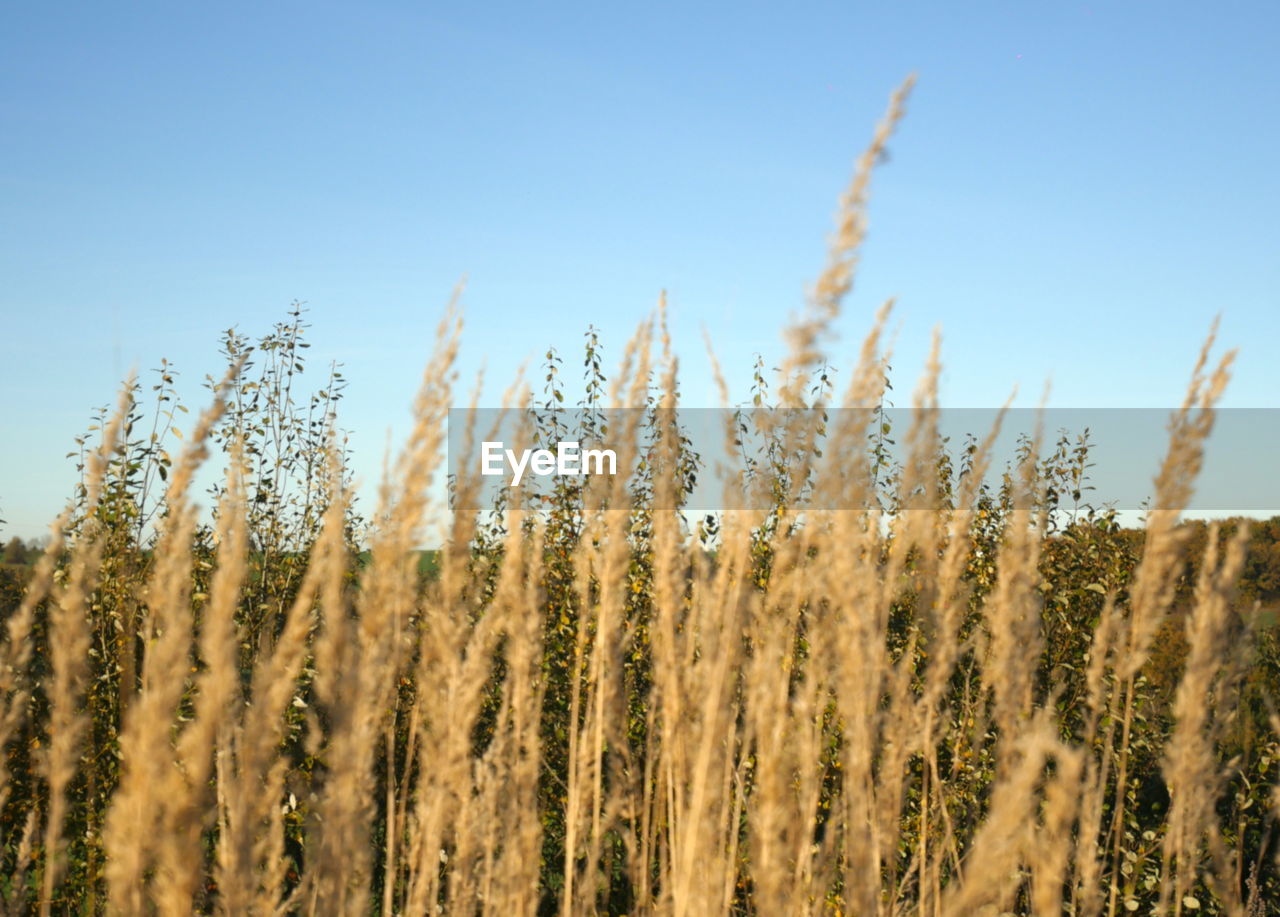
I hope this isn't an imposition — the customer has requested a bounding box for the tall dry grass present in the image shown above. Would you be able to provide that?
[1,79,1277,916]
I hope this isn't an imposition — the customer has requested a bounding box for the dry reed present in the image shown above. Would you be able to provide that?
[0,78,1275,917]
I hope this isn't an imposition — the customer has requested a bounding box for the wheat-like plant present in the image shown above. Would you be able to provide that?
[0,78,1276,917]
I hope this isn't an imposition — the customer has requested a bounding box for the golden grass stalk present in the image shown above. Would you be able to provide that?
[3,77,1272,917]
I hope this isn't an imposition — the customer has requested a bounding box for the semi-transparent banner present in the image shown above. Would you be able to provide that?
[446,408,1280,513]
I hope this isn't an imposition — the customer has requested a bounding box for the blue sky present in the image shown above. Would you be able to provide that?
[2,1,1277,539]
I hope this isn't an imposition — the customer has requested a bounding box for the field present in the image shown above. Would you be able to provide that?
[2,84,1280,917]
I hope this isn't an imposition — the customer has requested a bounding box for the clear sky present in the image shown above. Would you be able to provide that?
[2,1,1277,539]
